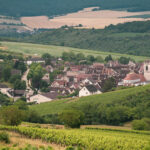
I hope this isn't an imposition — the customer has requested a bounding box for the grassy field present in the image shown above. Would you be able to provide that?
[0,41,149,61]
[0,125,150,150]
[30,85,150,116]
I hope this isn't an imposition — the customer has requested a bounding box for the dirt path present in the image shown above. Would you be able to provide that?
[0,46,7,50]
[2,131,65,150]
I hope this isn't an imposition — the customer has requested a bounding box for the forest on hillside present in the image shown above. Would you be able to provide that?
[20,21,150,57]
[1,21,150,57]
[0,0,150,17]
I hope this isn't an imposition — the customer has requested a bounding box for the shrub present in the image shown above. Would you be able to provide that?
[66,146,75,150]
[0,106,26,126]
[65,146,83,150]
[59,110,84,128]
[0,131,10,143]
[132,118,150,131]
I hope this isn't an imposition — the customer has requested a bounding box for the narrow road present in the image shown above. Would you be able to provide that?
[22,68,34,99]
[22,68,30,89]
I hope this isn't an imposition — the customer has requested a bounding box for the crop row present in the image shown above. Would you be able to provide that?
[0,125,150,150]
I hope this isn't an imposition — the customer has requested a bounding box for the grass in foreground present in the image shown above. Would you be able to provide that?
[0,131,65,150]
[0,41,149,61]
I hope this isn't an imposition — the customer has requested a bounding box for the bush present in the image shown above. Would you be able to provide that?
[59,109,84,128]
[66,146,75,150]
[132,118,150,131]
[65,146,83,150]
[0,131,10,143]
[0,106,26,126]
[26,110,44,123]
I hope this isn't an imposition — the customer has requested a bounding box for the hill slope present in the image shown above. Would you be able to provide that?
[21,21,150,57]
[1,41,149,62]
[0,0,150,17]
[31,85,150,125]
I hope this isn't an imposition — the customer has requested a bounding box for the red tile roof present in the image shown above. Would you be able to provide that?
[124,72,146,82]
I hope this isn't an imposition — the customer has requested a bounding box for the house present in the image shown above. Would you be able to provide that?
[11,69,21,76]
[76,73,92,82]
[119,72,147,86]
[28,91,63,104]
[51,80,67,88]
[42,73,50,84]
[28,94,52,104]
[79,84,102,97]
[107,61,120,68]
[14,90,26,97]
[45,65,54,73]
[49,87,70,95]
[81,78,93,85]
[0,84,13,98]
[144,61,150,81]
[128,61,136,68]
[42,92,61,100]
[26,57,45,65]
[93,63,104,69]
[0,59,4,62]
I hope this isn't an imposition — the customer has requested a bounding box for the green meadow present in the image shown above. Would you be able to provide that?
[0,41,149,61]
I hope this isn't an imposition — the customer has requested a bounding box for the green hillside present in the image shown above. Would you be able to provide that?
[31,85,150,125]
[23,22,150,57]
[0,41,149,62]
[1,21,150,58]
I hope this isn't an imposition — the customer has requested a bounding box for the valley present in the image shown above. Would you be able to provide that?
[0,1,150,149]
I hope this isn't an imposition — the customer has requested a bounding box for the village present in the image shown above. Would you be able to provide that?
[0,52,150,104]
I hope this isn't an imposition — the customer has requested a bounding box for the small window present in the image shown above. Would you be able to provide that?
[146,66,148,71]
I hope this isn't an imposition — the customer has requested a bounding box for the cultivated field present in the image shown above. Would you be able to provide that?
[21,7,150,29]
[0,41,149,62]
[0,125,150,150]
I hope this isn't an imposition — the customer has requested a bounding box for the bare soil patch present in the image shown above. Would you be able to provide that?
[81,124,132,130]
[0,46,7,50]
[0,131,65,150]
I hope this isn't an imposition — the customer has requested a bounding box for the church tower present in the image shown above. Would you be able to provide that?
[144,61,150,81]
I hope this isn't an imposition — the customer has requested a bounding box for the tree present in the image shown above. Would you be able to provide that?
[96,56,104,63]
[50,69,62,83]
[0,106,26,126]
[102,78,116,92]
[87,55,96,63]
[132,118,150,131]
[26,110,44,123]
[105,55,113,62]
[27,64,45,89]
[59,109,84,128]
[14,61,27,73]
[14,100,28,110]
[105,106,131,125]
[2,66,11,81]
[9,74,21,83]
[118,57,130,64]
[62,52,76,61]
[0,93,11,106]
[76,53,85,61]
[42,53,52,65]
[14,80,26,90]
